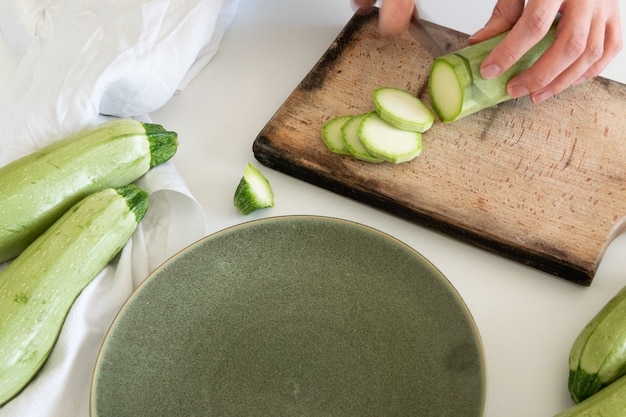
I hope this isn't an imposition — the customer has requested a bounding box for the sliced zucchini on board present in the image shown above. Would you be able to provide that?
[321,115,353,155]
[320,87,431,165]
[373,87,434,132]
[359,112,422,164]
[341,113,384,163]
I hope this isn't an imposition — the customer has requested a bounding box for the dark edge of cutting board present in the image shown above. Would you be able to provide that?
[253,137,590,285]
[252,10,624,286]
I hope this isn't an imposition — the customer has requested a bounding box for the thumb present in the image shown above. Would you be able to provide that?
[469,0,525,44]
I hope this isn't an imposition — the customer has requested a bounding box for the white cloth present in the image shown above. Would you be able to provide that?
[0,0,239,415]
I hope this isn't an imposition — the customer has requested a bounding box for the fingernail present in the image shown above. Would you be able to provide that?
[531,90,553,104]
[508,84,529,98]
[481,64,502,79]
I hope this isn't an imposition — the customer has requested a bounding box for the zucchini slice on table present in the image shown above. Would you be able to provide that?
[0,118,177,262]
[234,163,275,215]
[0,185,148,406]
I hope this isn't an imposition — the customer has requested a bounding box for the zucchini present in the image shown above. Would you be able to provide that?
[428,22,557,123]
[568,285,626,403]
[372,87,434,132]
[321,115,352,155]
[359,111,423,163]
[553,373,626,417]
[0,118,177,263]
[321,87,430,164]
[233,163,275,215]
[341,113,384,163]
[0,185,148,406]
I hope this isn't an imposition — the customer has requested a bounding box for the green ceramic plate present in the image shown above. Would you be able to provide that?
[91,216,485,417]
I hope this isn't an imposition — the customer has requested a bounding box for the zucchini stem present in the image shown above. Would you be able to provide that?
[143,123,178,168]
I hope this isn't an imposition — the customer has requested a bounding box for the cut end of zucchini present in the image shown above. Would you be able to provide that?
[569,367,605,404]
[143,123,178,168]
[429,59,464,123]
[234,163,275,215]
[358,113,422,164]
[373,87,434,132]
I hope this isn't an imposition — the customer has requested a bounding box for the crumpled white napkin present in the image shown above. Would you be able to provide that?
[0,0,239,416]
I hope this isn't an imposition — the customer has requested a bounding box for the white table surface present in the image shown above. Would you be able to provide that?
[1,1,625,416]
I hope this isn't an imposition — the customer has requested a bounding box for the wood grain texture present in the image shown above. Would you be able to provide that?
[253,9,626,286]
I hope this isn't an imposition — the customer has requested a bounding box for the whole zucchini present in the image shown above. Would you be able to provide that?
[0,185,148,406]
[568,285,626,403]
[0,118,176,262]
[554,373,626,417]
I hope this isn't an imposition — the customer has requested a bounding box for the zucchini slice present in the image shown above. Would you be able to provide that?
[358,112,422,164]
[373,87,434,132]
[321,115,352,155]
[341,113,384,163]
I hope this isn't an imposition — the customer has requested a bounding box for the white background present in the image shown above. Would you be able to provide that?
[1,1,626,416]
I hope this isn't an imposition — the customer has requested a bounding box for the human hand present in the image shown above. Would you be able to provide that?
[351,0,416,35]
[470,0,622,103]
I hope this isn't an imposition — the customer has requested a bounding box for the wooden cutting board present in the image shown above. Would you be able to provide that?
[252,9,626,286]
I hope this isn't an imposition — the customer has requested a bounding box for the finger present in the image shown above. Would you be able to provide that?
[528,11,623,103]
[469,0,525,44]
[351,0,376,14]
[527,19,600,102]
[573,14,623,85]
[506,2,597,100]
[351,0,376,8]
[379,0,416,35]
[479,0,561,79]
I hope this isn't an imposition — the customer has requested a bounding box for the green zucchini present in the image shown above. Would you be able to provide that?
[428,22,557,123]
[341,113,384,163]
[372,87,434,132]
[321,87,430,164]
[554,373,626,417]
[359,111,423,163]
[233,163,275,215]
[0,118,177,263]
[0,185,148,406]
[321,115,353,155]
[568,285,626,403]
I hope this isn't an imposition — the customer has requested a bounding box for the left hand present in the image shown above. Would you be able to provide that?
[351,0,416,35]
